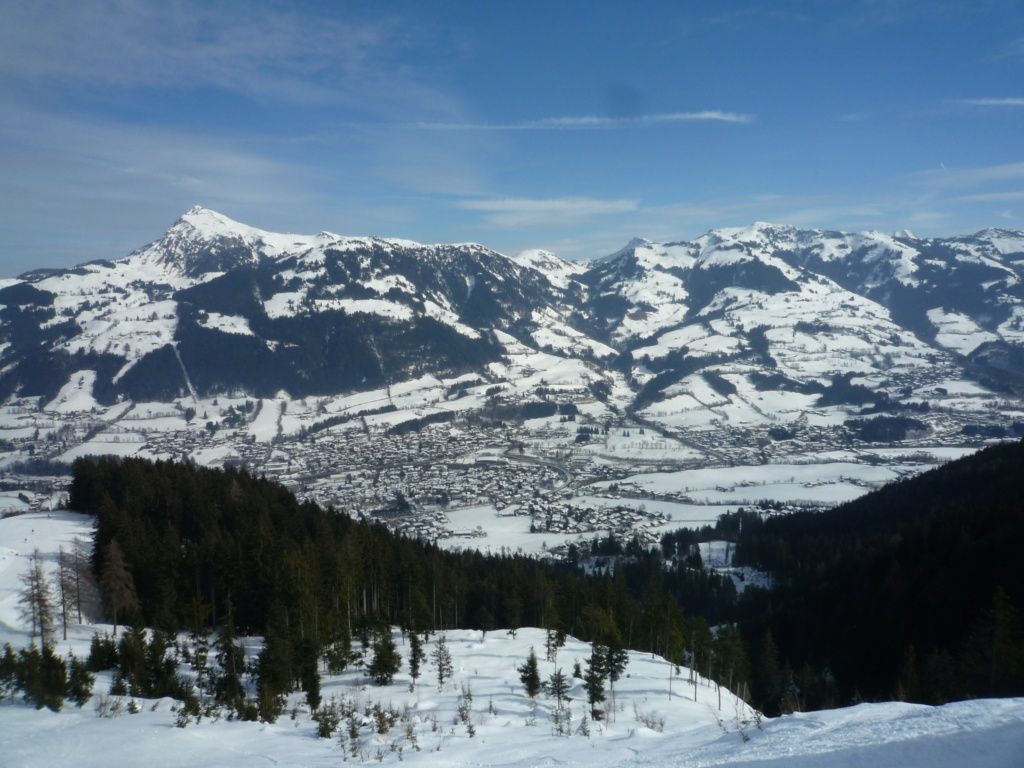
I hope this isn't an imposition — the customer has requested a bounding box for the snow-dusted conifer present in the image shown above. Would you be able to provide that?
[432,635,453,690]
[517,646,542,699]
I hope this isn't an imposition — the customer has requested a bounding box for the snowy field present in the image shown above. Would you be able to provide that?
[588,458,968,508]
[1,511,1023,767]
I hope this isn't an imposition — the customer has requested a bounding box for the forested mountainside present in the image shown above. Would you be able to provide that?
[733,439,1024,710]
[70,455,740,714]
[70,442,1024,717]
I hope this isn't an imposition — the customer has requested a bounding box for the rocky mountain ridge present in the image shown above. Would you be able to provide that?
[2,208,1023,426]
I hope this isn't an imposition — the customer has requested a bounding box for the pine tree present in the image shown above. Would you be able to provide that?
[504,591,522,639]
[431,635,453,691]
[299,641,321,712]
[545,667,571,705]
[545,627,566,663]
[86,632,118,671]
[517,646,542,699]
[18,549,55,647]
[755,630,784,715]
[583,644,607,721]
[255,617,292,723]
[67,653,95,707]
[214,609,246,705]
[408,632,426,690]
[145,630,179,699]
[712,623,746,708]
[117,625,149,696]
[687,616,714,704]
[604,640,629,722]
[368,629,402,686]
[15,645,44,708]
[17,644,67,711]
[99,540,137,637]
[0,644,16,701]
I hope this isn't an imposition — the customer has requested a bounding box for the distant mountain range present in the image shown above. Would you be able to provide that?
[2,207,1023,421]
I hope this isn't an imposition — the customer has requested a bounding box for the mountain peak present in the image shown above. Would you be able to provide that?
[127,207,274,277]
[600,237,654,262]
[890,229,917,239]
[174,206,267,242]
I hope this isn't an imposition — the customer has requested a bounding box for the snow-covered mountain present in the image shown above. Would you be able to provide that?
[2,208,1024,432]
[0,207,583,403]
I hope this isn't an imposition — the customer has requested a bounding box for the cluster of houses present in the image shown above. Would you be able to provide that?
[0,357,1018,553]
[523,496,668,547]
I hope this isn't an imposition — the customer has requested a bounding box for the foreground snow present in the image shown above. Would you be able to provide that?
[2,680,1021,768]
[1,511,1023,767]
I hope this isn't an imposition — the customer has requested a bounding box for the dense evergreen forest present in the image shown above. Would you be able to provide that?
[733,440,1024,710]
[68,442,1024,719]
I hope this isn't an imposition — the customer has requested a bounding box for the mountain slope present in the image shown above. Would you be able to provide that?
[735,438,1024,708]
[2,509,1023,768]
[1,209,1023,445]
[0,207,586,402]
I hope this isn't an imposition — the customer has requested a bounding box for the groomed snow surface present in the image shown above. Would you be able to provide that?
[1,510,1023,767]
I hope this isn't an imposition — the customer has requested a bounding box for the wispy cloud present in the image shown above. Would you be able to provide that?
[955,191,1024,202]
[459,197,640,229]
[0,0,458,118]
[414,112,754,130]
[956,98,1024,106]
[0,104,320,205]
[914,161,1024,189]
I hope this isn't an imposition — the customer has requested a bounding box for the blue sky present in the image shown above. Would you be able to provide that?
[1,0,1023,275]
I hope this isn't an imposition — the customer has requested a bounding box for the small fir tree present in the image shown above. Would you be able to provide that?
[368,629,402,686]
[66,653,95,707]
[214,610,246,705]
[583,644,607,721]
[408,632,426,690]
[296,637,321,711]
[518,646,542,699]
[545,667,571,705]
[431,635,453,691]
[604,640,629,722]
[545,627,566,663]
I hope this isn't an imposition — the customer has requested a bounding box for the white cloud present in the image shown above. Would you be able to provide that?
[459,197,640,229]
[415,112,754,130]
[957,98,1024,106]
[955,191,1024,202]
